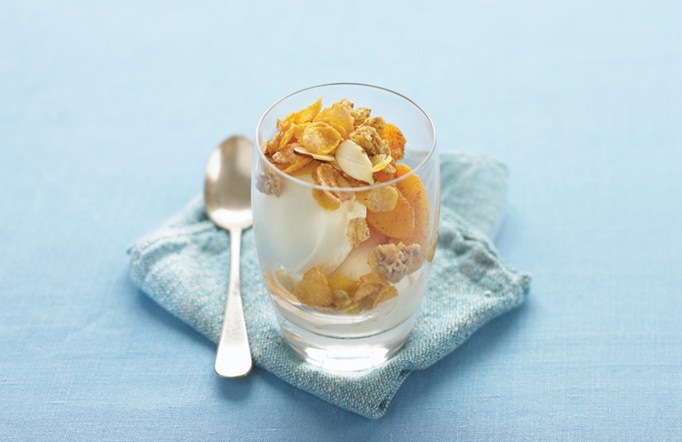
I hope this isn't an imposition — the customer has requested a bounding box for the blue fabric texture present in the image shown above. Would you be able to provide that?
[128,152,530,419]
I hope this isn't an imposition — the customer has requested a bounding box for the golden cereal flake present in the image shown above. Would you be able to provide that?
[353,272,398,309]
[292,267,334,307]
[328,273,358,294]
[270,145,313,174]
[285,98,322,124]
[313,100,355,139]
[333,290,353,309]
[356,186,399,212]
[368,242,422,283]
[293,122,310,141]
[300,122,342,155]
[282,156,313,174]
[311,163,357,210]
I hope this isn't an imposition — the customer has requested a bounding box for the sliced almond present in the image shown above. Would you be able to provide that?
[293,145,335,162]
[335,140,375,184]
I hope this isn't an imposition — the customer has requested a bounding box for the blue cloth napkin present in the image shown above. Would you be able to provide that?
[128,152,530,419]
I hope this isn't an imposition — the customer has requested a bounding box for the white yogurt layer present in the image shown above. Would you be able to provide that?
[253,173,366,276]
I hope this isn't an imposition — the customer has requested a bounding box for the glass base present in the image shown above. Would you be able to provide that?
[278,315,415,372]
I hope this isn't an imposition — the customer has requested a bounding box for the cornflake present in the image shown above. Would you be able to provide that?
[271,145,313,174]
[313,100,355,139]
[286,98,322,124]
[353,272,398,309]
[312,163,357,210]
[300,122,342,154]
[356,186,399,212]
[292,267,334,307]
[368,242,422,283]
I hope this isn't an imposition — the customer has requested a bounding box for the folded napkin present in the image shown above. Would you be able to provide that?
[128,152,530,419]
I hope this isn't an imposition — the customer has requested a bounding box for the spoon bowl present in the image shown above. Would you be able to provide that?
[204,135,254,378]
[205,136,253,229]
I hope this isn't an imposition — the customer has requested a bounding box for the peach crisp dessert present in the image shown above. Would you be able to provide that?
[254,97,435,316]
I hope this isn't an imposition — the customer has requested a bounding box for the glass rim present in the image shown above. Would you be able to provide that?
[254,82,438,192]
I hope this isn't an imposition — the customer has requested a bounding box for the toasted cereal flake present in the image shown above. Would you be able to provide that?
[279,123,296,149]
[353,272,397,309]
[288,98,322,124]
[292,267,334,307]
[333,290,353,309]
[300,122,342,154]
[356,186,399,212]
[311,163,357,210]
[313,163,358,193]
[293,123,310,141]
[313,100,355,138]
[335,140,375,184]
[376,285,398,304]
[282,156,313,174]
[270,145,313,173]
[328,274,358,294]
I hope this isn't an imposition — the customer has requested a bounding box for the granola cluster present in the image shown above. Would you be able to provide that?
[260,98,435,313]
[260,98,404,185]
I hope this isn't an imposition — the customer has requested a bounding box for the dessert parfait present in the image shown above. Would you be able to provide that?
[253,87,438,370]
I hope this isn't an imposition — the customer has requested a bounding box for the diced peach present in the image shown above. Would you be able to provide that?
[382,124,406,160]
[394,164,430,249]
[366,192,415,239]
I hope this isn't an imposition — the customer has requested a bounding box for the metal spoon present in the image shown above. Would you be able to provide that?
[204,136,253,377]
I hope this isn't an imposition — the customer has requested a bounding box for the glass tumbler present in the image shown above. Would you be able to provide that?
[252,83,439,371]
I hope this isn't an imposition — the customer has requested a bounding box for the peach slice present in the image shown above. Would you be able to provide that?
[366,191,415,239]
[393,164,430,250]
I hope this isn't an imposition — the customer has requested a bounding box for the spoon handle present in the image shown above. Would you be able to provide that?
[215,227,252,377]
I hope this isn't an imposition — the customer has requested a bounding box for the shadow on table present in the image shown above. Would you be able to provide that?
[127,276,256,401]
[131,282,214,352]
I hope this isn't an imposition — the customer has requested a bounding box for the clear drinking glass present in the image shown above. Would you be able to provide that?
[253,83,439,371]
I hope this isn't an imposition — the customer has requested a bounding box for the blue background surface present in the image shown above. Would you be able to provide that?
[1,1,680,440]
